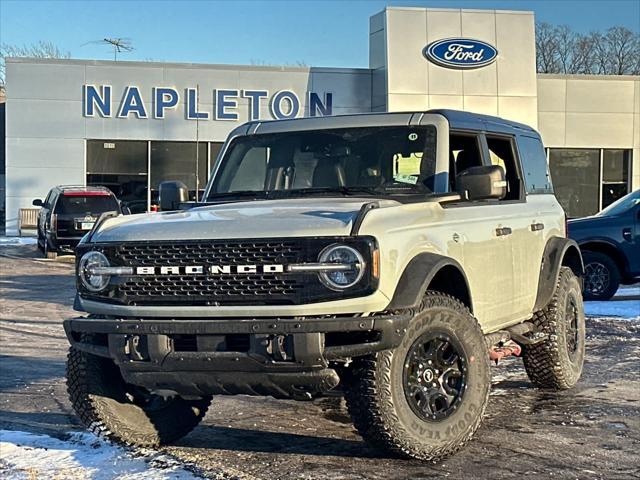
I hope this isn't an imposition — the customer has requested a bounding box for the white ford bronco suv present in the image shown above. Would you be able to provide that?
[64,110,585,461]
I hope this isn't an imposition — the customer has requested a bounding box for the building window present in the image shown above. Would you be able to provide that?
[86,140,148,214]
[548,148,632,218]
[150,142,208,203]
[602,149,630,209]
[548,149,600,218]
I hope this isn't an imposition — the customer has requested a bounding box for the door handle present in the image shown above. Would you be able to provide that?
[622,228,632,242]
[496,227,512,237]
[530,223,545,232]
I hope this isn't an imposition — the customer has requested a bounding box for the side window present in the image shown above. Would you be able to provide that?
[449,133,483,192]
[44,191,54,208]
[486,135,522,201]
[518,135,553,194]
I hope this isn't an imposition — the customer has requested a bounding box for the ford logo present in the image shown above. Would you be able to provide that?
[423,38,498,69]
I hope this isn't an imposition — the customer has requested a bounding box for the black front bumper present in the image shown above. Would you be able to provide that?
[63,313,410,399]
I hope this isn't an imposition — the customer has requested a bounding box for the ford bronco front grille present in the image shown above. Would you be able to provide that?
[119,274,303,302]
[117,240,301,266]
[77,237,378,306]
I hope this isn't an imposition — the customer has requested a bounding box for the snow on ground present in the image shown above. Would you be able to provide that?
[584,285,639,320]
[0,430,200,480]
[0,237,37,246]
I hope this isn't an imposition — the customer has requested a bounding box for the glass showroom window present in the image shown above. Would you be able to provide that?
[601,149,631,209]
[150,142,208,204]
[548,148,632,219]
[211,142,223,168]
[86,140,148,214]
[549,149,600,218]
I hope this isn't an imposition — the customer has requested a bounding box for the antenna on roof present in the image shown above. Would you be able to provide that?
[82,38,134,61]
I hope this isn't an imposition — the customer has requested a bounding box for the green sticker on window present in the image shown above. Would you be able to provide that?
[394,174,419,185]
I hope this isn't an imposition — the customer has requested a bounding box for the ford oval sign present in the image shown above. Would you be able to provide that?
[424,38,498,69]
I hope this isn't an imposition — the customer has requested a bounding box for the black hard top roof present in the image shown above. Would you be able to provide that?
[240,109,539,137]
[429,109,538,135]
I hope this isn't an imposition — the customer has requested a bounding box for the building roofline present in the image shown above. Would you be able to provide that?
[4,57,371,74]
[382,6,534,15]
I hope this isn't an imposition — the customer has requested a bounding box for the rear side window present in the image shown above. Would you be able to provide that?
[518,135,553,194]
[54,194,119,215]
[486,135,522,201]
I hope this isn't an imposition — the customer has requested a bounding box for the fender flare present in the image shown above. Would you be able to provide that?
[386,252,472,311]
[533,236,584,312]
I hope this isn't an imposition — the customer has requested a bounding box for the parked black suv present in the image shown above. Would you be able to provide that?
[33,186,122,259]
[568,189,640,300]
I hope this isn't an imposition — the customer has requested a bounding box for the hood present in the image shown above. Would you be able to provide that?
[90,197,400,243]
[568,214,612,229]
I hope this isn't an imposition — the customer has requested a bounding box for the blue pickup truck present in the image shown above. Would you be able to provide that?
[568,189,640,300]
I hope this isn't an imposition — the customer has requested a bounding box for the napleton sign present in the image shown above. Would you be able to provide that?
[82,85,333,121]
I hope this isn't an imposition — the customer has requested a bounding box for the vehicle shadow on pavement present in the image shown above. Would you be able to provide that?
[0,274,76,307]
[0,355,67,392]
[0,410,79,435]
[177,425,390,458]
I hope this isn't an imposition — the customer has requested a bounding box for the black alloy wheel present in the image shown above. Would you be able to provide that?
[402,333,467,421]
[582,251,620,301]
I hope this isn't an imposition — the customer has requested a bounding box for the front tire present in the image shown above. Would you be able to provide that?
[343,292,490,461]
[67,345,211,447]
[523,267,585,390]
[582,251,620,301]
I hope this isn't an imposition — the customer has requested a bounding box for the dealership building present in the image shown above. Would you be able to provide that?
[2,6,639,235]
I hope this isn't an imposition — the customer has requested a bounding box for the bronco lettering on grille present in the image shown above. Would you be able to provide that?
[135,265,285,275]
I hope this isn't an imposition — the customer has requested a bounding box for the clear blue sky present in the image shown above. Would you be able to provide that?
[1,0,639,68]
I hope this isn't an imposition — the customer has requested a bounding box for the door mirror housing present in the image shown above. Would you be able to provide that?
[456,165,507,201]
[32,199,43,207]
[159,181,189,211]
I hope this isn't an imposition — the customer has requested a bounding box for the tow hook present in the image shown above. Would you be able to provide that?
[489,340,522,364]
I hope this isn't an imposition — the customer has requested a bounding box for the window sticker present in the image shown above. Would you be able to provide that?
[394,174,419,185]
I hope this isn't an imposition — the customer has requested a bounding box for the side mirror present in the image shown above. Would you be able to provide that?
[120,203,132,215]
[159,181,189,211]
[456,165,506,201]
[32,199,43,207]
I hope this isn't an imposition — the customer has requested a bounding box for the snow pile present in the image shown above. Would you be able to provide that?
[0,237,37,246]
[584,286,639,320]
[0,430,199,480]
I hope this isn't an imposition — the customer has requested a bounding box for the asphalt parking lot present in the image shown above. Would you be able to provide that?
[1,243,639,480]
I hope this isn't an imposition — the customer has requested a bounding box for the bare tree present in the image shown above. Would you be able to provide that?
[555,25,573,73]
[604,26,640,75]
[0,41,71,88]
[536,23,640,75]
[535,22,560,73]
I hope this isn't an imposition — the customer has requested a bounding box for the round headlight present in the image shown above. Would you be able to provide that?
[318,244,365,290]
[79,251,110,292]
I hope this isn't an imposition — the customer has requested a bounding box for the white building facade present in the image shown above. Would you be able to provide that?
[3,6,639,234]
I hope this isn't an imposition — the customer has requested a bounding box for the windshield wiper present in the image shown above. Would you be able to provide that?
[277,186,386,197]
[206,190,271,201]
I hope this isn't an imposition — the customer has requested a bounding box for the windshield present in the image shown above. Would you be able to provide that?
[596,189,640,217]
[206,125,438,201]
[55,194,119,215]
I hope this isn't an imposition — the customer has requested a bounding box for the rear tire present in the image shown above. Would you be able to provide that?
[523,267,585,390]
[43,239,57,259]
[343,292,490,461]
[66,345,211,447]
[582,251,620,301]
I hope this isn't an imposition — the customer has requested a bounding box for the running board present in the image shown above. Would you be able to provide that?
[485,322,548,349]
